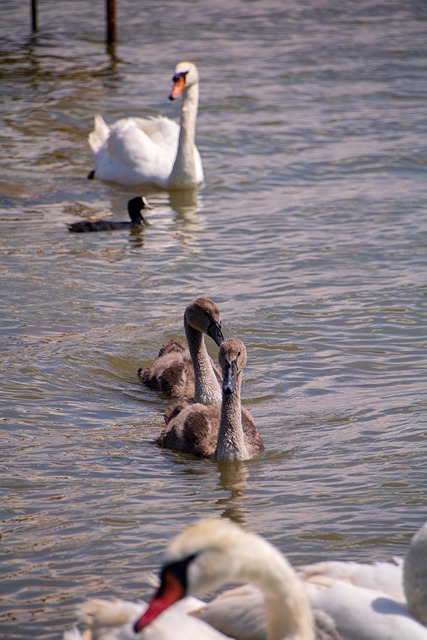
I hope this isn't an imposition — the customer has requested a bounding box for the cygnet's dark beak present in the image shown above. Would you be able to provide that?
[208,321,224,347]
[222,360,237,395]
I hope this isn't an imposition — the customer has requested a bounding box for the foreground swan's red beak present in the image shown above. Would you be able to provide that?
[169,74,186,100]
[134,571,184,632]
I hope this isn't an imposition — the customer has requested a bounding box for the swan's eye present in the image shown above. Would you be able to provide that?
[161,553,199,592]
[237,351,241,357]
[172,71,188,83]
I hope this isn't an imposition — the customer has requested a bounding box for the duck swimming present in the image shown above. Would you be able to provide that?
[67,196,151,233]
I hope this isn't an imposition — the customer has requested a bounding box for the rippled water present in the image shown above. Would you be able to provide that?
[1,0,427,638]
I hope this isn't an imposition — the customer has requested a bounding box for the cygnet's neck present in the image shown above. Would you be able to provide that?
[234,534,316,640]
[214,375,249,462]
[168,82,199,188]
[185,319,221,404]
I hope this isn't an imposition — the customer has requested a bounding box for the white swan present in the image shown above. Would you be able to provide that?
[64,519,319,640]
[88,61,204,190]
[135,518,427,640]
[158,338,264,461]
[135,518,322,639]
[138,297,224,404]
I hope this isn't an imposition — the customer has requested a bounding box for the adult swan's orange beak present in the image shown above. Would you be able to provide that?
[169,71,187,100]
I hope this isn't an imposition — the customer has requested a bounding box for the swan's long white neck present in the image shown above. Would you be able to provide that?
[214,374,249,462]
[168,82,199,189]
[184,318,221,404]
[223,534,315,640]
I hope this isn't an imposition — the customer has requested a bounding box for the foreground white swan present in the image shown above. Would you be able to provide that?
[138,297,224,404]
[88,62,204,189]
[135,518,320,639]
[65,519,318,640]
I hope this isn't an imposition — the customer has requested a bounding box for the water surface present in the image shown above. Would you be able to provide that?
[1,1,427,638]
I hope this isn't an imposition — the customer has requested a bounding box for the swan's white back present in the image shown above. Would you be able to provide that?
[300,558,404,600]
[306,580,427,640]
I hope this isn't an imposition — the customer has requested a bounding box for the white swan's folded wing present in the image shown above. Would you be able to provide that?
[306,581,427,640]
[194,584,266,640]
[88,114,110,153]
[300,558,405,601]
[101,118,177,186]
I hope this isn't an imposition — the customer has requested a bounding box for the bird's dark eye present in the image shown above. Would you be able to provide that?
[172,70,189,82]
[237,351,241,356]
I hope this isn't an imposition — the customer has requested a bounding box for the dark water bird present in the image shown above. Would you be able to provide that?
[67,196,151,233]
[138,297,224,404]
[158,338,264,461]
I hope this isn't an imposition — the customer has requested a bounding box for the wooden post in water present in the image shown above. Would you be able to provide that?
[29,0,116,45]
[106,0,116,45]
[31,0,38,32]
